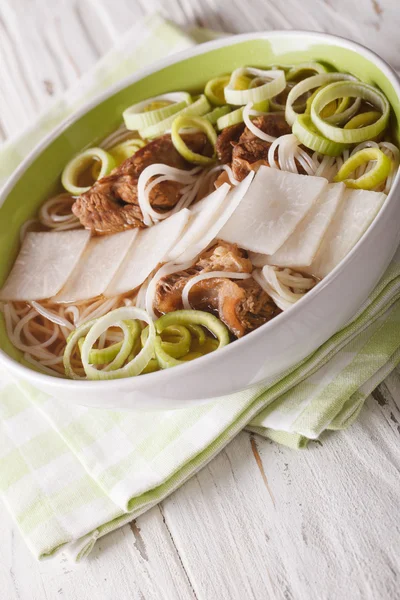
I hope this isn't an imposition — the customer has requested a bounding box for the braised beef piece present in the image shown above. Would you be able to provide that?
[216,122,246,164]
[154,241,279,337]
[231,114,292,181]
[72,132,212,234]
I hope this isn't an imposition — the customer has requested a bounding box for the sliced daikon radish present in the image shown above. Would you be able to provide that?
[248,252,270,268]
[55,230,138,303]
[0,230,90,301]
[219,166,328,254]
[266,182,345,268]
[105,209,191,297]
[168,183,230,261]
[305,188,386,278]
[176,171,255,262]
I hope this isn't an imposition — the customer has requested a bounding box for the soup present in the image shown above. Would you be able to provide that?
[0,62,398,380]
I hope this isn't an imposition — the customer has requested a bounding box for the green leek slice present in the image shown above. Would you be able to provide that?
[153,310,229,369]
[216,99,269,130]
[224,67,286,105]
[77,320,141,365]
[310,81,390,143]
[293,114,349,157]
[141,324,191,359]
[155,310,230,348]
[186,324,206,345]
[80,307,155,380]
[203,105,231,125]
[109,138,146,164]
[205,76,231,105]
[123,92,191,130]
[333,147,392,189]
[286,61,328,81]
[285,73,357,126]
[61,148,116,195]
[140,95,211,139]
[344,111,381,130]
[171,115,217,165]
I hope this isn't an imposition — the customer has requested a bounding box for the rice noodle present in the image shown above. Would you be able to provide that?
[145,260,194,320]
[137,164,202,226]
[268,134,318,175]
[182,271,251,310]
[379,142,400,194]
[135,277,151,310]
[100,123,135,150]
[30,301,74,330]
[253,267,316,311]
[1,292,132,376]
[76,296,120,326]
[243,102,276,143]
[39,194,80,231]
[64,305,80,326]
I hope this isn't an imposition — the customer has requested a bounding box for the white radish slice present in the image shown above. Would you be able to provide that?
[168,183,230,261]
[265,182,345,268]
[105,209,191,297]
[55,230,138,303]
[305,188,386,278]
[0,230,90,301]
[248,252,271,268]
[219,166,328,255]
[176,171,255,263]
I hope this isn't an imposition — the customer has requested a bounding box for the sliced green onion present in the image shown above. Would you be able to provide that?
[140,95,211,139]
[80,307,155,380]
[270,83,306,113]
[186,324,206,345]
[123,92,191,130]
[61,148,116,195]
[141,324,191,359]
[92,139,146,177]
[159,325,192,358]
[64,320,94,380]
[77,320,141,365]
[151,310,231,370]
[205,76,231,105]
[310,81,390,143]
[286,62,328,81]
[204,105,231,125]
[285,73,357,126]
[293,114,349,156]
[344,111,381,129]
[181,352,204,361]
[154,336,183,369]
[155,310,230,348]
[171,115,217,165]
[224,67,286,105]
[333,147,392,189]
[109,138,146,164]
[324,97,361,125]
[216,99,269,130]
[141,358,159,374]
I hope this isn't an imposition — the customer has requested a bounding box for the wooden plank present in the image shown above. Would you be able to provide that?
[0,505,195,600]
[162,412,400,599]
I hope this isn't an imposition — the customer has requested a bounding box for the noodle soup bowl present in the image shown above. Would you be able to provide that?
[1,31,400,409]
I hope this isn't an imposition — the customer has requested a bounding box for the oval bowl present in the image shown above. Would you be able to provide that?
[1,30,400,409]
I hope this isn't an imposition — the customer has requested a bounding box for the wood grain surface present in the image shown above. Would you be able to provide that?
[1,1,400,598]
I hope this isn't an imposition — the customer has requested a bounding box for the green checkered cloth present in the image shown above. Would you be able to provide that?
[1,13,400,561]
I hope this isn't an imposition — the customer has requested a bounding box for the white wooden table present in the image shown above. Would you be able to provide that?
[1,1,400,598]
